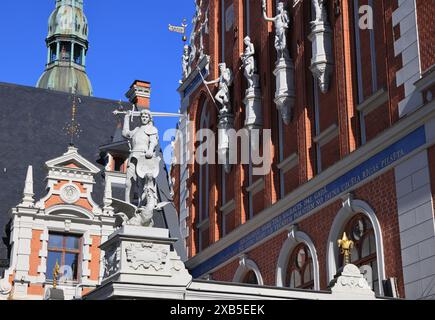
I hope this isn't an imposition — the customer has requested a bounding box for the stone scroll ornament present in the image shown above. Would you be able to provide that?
[309,0,334,93]
[110,108,170,227]
[202,63,234,173]
[262,0,296,125]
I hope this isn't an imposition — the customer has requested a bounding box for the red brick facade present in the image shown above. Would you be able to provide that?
[174,0,435,299]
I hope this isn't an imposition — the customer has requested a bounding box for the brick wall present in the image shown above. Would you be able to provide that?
[416,0,435,72]
[211,170,404,295]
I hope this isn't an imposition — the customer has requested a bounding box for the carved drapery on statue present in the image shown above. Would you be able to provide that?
[262,0,296,125]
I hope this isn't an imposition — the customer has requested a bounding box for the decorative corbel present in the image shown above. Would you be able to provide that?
[341,193,354,213]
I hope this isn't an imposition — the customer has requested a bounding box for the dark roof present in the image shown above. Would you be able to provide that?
[0,82,131,261]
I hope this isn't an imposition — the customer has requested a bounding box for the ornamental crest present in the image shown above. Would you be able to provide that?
[125,242,168,271]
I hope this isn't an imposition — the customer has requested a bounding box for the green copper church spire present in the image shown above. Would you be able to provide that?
[37,0,93,96]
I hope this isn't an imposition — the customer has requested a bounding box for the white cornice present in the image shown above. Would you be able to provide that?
[186,99,435,273]
[45,147,100,174]
[313,124,338,147]
[277,153,298,173]
[357,88,388,115]
[414,65,435,92]
[220,200,235,215]
[177,55,210,95]
[245,178,265,195]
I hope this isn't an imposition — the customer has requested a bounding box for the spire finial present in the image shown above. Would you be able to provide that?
[63,94,82,146]
[20,165,35,207]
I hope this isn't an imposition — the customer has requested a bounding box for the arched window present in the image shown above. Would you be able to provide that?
[286,244,314,290]
[276,228,320,290]
[341,213,378,291]
[198,103,210,222]
[327,196,386,295]
[233,257,264,285]
[197,102,210,252]
[242,270,259,285]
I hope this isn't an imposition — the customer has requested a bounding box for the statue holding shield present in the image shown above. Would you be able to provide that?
[120,109,161,226]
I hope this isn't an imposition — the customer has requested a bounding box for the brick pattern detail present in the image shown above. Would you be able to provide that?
[29,230,43,277]
[416,0,435,72]
[89,236,101,281]
[364,102,391,142]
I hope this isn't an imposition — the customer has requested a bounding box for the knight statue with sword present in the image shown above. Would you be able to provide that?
[121,109,160,226]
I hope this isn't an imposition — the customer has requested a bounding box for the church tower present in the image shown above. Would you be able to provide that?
[37,0,93,96]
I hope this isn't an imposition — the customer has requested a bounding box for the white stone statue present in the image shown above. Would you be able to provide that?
[203,63,233,114]
[122,109,160,226]
[313,0,327,22]
[198,7,209,60]
[309,0,333,93]
[188,0,202,64]
[182,44,191,81]
[262,0,290,59]
[241,36,259,89]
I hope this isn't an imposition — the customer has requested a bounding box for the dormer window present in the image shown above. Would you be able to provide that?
[46,233,81,282]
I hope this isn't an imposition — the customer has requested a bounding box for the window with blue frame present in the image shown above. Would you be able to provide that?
[46,233,81,282]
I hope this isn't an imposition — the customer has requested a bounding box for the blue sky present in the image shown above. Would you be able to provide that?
[0,0,195,163]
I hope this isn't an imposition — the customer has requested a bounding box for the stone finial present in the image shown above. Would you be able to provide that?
[338,232,354,266]
[20,165,35,207]
[103,181,114,216]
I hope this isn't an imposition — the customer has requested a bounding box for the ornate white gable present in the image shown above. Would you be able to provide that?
[36,146,103,216]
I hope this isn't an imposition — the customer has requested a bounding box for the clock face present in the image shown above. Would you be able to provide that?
[60,184,81,204]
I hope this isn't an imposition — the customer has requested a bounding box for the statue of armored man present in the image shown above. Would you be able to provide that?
[120,109,162,227]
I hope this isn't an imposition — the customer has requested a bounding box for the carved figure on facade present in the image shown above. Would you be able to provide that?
[182,44,191,81]
[198,5,209,60]
[262,0,290,60]
[241,36,259,89]
[312,0,328,22]
[104,245,121,278]
[309,0,333,93]
[119,109,161,227]
[203,63,233,115]
[125,242,168,271]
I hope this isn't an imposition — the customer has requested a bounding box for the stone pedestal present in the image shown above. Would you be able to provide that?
[218,114,235,174]
[273,57,296,125]
[243,87,263,130]
[329,264,376,300]
[84,226,192,300]
[309,21,334,93]
[44,288,65,300]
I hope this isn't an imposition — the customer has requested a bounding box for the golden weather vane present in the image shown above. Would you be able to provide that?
[338,232,354,266]
[63,94,83,146]
[168,18,188,43]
